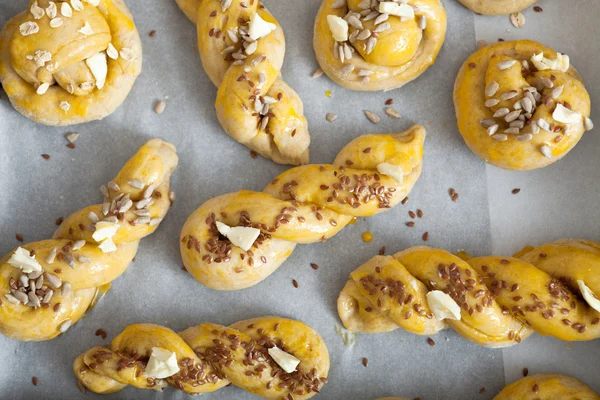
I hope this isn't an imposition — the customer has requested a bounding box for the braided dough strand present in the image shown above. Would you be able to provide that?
[314,0,446,91]
[179,0,310,165]
[0,0,142,125]
[339,240,600,347]
[494,374,600,400]
[181,125,426,290]
[74,316,330,398]
[0,139,178,341]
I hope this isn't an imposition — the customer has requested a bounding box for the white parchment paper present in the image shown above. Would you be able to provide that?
[0,0,598,399]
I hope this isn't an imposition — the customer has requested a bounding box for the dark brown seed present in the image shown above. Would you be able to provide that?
[310,263,319,270]
[55,217,63,225]
[32,377,39,386]
[401,197,409,205]
[378,247,385,255]
[362,147,371,153]
[451,193,459,202]
[479,387,485,393]
[41,154,50,160]
[416,209,423,218]
[362,357,368,367]
[67,143,76,149]
[409,211,416,218]
[385,99,393,105]
[292,279,299,288]
[523,367,529,377]
[16,234,24,242]
[532,384,539,393]
[427,338,435,347]
[406,222,415,227]
[95,328,108,340]
[149,30,156,37]
[512,188,521,194]
[422,232,429,241]
[250,151,257,159]
[534,6,543,11]
[469,62,476,69]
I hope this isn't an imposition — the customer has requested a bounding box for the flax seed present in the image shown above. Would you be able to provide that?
[362,357,368,367]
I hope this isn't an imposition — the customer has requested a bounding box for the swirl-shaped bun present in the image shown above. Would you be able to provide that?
[454,40,593,170]
[339,240,600,347]
[494,374,599,400]
[0,0,142,126]
[74,316,330,398]
[313,0,446,91]
[0,139,177,341]
[175,0,310,166]
[181,125,425,290]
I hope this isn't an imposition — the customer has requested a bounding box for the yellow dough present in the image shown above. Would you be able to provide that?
[338,240,600,347]
[313,0,446,91]
[0,0,142,126]
[454,40,593,170]
[458,0,539,15]
[74,316,330,398]
[181,125,426,290]
[0,139,178,341]
[494,374,600,400]
[174,0,310,166]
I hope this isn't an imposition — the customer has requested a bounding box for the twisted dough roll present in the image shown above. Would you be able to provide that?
[494,374,600,400]
[338,239,600,347]
[181,125,425,290]
[0,139,178,341]
[74,316,330,398]
[313,0,446,91]
[0,0,142,126]
[175,0,310,165]
[458,0,538,15]
[454,40,593,170]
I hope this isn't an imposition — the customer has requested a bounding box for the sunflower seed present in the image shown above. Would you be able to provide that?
[59,320,72,333]
[358,0,371,9]
[364,11,379,21]
[102,202,110,216]
[136,198,153,209]
[480,119,496,128]
[531,122,540,135]
[5,293,20,305]
[341,64,355,73]
[143,183,156,199]
[134,217,151,225]
[65,253,76,269]
[537,119,551,131]
[505,110,521,123]
[221,0,232,11]
[484,99,499,107]
[46,248,57,264]
[127,180,144,190]
[504,127,520,134]
[492,134,508,142]
[364,110,380,124]
[311,68,323,78]
[509,120,525,128]
[347,15,363,29]
[107,181,120,191]
[551,85,564,99]
[45,273,62,289]
[245,41,258,55]
[260,116,269,131]
[493,108,510,118]
[62,282,71,296]
[366,37,377,54]
[103,216,118,224]
[343,43,353,60]
[134,209,151,217]
[485,81,499,97]
[540,77,554,89]
[19,275,29,288]
[72,240,86,251]
[149,218,163,227]
[418,15,427,30]
[331,0,346,8]
[375,13,389,25]
[487,124,499,136]
[510,12,525,28]
[385,108,400,118]
[78,256,92,263]
[517,133,533,141]
[584,117,594,131]
[12,290,28,303]
[500,91,518,101]
[100,185,109,197]
[358,69,373,77]
[521,97,533,113]
[28,292,41,308]
[497,60,517,70]
[361,76,370,84]
[326,113,337,122]
[374,22,391,33]
[28,270,42,280]
[357,29,371,40]
[540,145,552,158]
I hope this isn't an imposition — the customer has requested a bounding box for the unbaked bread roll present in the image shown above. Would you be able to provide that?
[0,139,177,341]
[313,0,446,91]
[175,0,310,165]
[74,316,330,398]
[457,0,538,15]
[494,374,600,400]
[339,240,600,347]
[0,0,142,125]
[454,40,593,170]
[181,125,426,290]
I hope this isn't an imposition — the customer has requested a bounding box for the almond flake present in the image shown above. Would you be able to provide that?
[119,48,134,61]
[36,82,50,95]
[327,15,348,42]
[60,101,71,112]
[552,104,582,124]
[106,43,119,60]
[85,52,107,89]
[78,22,93,35]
